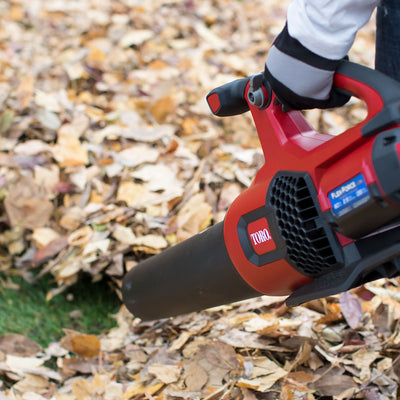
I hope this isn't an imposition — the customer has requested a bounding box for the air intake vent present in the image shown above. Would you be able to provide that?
[269,174,338,277]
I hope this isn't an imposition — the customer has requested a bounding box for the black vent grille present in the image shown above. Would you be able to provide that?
[269,175,338,277]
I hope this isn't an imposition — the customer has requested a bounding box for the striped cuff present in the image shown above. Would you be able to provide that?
[266,25,340,100]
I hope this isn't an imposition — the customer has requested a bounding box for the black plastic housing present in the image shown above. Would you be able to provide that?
[122,221,260,321]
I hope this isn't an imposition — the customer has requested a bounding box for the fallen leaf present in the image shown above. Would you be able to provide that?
[237,359,287,392]
[119,29,154,47]
[131,234,168,250]
[148,363,182,384]
[4,175,53,230]
[52,133,88,167]
[184,360,209,392]
[16,75,34,110]
[340,291,363,329]
[122,381,164,399]
[116,181,147,207]
[176,193,213,241]
[32,227,61,248]
[113,144,159,167]
[112,224,137,245]
[12,373,50,395]
[71,335,101,359]
[352,347,379,382]
[32,236,69,265]
[310,367,357,397]
[150,95,175,123]
[0,334,42,357]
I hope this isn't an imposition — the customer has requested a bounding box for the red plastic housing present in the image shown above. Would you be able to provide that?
[223,74,386,295]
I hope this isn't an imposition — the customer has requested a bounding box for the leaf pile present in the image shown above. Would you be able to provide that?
[0,0,287,298]
[0,0,374,295]
[1,0,398,399]
[2,282,400,399]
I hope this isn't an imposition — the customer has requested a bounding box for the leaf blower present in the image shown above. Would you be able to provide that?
[122,60,400,321]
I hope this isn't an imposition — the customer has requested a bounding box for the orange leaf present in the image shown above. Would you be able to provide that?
[71,334,101,358]
[150,95,175,123]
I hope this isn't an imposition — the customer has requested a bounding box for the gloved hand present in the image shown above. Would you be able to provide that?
[264,24,351,110]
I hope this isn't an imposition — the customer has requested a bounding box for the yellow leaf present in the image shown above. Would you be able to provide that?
[181,117,198,135]
[86,44,107,69]
[32,227,61,248]
[149,59,168,69]
[177,193,212,241]
[123,381,164,399]
[16,75,34,110]
[117,182,146,207]
[132,234,168,250]
[68,226,93,247]
[150,95,175,123]
[52,133,88,167]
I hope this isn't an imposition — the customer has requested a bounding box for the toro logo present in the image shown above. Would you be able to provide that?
[247,217,276,255]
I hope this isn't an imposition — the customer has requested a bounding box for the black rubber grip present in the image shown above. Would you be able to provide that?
[206,78,250,117]
[336,61,400,106]
[335,61,400,137]
[122,221,260,321]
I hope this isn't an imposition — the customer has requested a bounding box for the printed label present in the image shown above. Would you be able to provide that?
[329,173,370,216]
[247,217,276,255]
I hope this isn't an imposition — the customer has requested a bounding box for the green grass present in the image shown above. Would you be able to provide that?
[0,273,121,347]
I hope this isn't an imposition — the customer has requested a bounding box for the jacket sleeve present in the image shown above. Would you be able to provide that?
[287,0,380,59]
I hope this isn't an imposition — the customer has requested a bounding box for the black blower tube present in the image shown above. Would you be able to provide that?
[122,221,261,321]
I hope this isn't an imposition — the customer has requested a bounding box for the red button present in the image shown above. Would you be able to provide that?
[247,217,276,255]
[207,92,221,114]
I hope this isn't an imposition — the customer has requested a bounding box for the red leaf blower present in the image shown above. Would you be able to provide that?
[122,61,400,321]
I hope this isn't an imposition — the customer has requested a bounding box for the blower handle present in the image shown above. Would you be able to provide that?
[334,61,400,137]
[206,77,250,117]
[206,61,400,138]
[122,221,261,321]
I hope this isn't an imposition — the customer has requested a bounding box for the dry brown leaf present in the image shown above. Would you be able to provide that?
[16,75,34,110]
[116,181,147,207]
[237,358,287,392]
[190,341,240,388]
[184,360,209,392]
[352,348,380,382]
[310,367,357,397]
[119,29,154,47]
[0,334,42,357]
[68,226,94,247]
[176,193,213,241]
[148,363,182,384]
[150,95,175,123]
[131,234,168,250]
[32,236,69,265]
[339,291,363,329]
[4,176,53,230]
[32,227,61,248]
[12,373,50,395]
[122,380,164,399]
[52,134,88,167]
[70,335,101,359]
[61,330,101,358]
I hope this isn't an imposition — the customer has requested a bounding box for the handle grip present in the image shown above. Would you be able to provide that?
[206,78,250,117]
[334,61,400,137]
[122,222,260,321]
[206,61,400,136]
